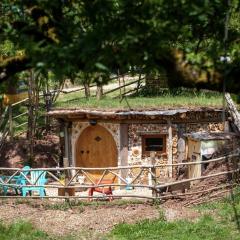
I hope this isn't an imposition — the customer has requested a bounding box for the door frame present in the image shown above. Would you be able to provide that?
[72,123,119,169]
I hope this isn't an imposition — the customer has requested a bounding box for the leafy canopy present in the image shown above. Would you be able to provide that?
[0,0,239,92]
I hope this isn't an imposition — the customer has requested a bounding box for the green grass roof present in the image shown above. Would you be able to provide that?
[54,91,224,110]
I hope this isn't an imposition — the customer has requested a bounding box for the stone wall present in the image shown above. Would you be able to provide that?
[71,120,225,178]
[127,121,224,178]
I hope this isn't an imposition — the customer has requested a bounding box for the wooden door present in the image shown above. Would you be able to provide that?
[76,125,117,178]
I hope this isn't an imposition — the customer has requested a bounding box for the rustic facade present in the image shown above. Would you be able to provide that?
[49,108,226,179]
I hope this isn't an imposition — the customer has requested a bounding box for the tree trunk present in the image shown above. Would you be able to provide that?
[27,70,36,166]
[122,74,126,94]
[136,71,142,94]
[84,83,91,99]
[96,85,103,100]
[118,69,122,99]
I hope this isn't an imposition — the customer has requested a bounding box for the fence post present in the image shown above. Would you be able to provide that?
[150,151,157,198]
[9,105,13,140]
[64,168,70,203]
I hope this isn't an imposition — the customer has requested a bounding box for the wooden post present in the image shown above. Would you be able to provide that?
[9,105,13,140]
[167,120,173,178]
[64,168,70,203]
[59,120,65,167]
[67,123,74,178]
[150,151,157,198]
[63,157,68,168]
[120,124,128,189]
[64,122,69,161]
[67,123,73,166]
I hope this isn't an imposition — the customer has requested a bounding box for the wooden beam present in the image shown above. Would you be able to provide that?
[120,123,129,187]
[68,122,73,167]
[63,122,73,168]
[167,120,173,177]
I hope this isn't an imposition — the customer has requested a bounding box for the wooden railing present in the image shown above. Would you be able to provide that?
[0,153,239,200]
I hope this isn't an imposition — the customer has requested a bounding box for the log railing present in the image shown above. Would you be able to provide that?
[0,153,239,200]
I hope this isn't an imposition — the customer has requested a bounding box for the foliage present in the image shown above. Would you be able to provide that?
[0,1,239,92]
[0,40,15,59]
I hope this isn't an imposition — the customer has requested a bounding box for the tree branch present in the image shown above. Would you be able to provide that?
[0,55,30,83]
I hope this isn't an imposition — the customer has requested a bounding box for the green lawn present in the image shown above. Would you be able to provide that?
[0,221,49,240]
[0,221,102,240]
[109,215,238,240]
[109,193,240,240]
[54,90,223,109]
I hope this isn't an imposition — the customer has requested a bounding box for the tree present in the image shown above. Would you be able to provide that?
[0,1,239,93]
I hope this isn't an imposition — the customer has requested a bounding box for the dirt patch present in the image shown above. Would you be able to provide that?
[163,204,200,222]
[0,135,60,168]
[0,200,161,235]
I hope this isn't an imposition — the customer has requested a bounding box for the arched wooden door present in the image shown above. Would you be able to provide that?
[76,125,117,177]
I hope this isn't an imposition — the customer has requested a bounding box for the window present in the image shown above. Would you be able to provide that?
[142,135,166,155]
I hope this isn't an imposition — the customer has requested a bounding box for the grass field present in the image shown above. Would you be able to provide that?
[54,90,223,109]
[109,193,240,240]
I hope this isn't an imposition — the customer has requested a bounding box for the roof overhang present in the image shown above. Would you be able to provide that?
[48,107,224,123]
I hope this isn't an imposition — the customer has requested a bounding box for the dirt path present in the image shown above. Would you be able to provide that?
[0,199,200,236]
[0,200,159,236]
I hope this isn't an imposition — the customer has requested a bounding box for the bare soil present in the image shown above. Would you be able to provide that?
[0,200,200,236]
[0,200,155,235]
[0,135,60,168]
